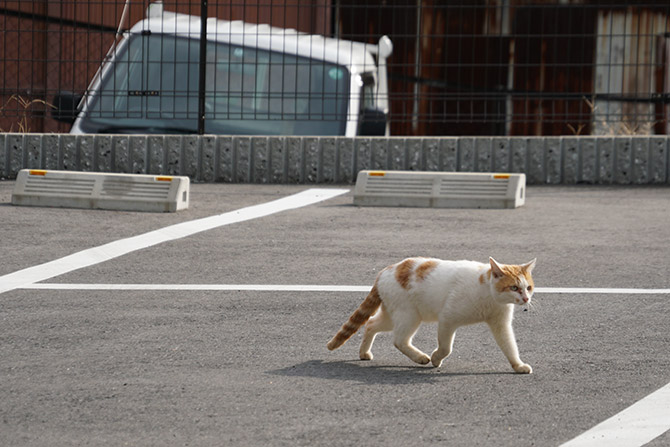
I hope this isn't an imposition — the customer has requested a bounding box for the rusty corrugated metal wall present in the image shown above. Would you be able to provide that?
[338,0,513,136]
[339,1,669,136]
[509,4,597,136]
[593,7,668,135]
[1,2,125,133]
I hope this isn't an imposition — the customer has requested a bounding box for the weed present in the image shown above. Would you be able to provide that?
[0,94,55,133]
[568,97,659,136]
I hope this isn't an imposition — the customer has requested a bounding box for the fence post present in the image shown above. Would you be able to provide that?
[197,0,208,135]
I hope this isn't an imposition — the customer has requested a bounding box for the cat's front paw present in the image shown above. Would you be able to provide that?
[513,363,533,374]
[415,354,431,365]
[359,351,373,361]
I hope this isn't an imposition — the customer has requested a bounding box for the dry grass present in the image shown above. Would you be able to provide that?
[568,97,658,136]
[0,94,55,133]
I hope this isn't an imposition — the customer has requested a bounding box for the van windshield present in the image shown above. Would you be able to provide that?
[78,33,350,135]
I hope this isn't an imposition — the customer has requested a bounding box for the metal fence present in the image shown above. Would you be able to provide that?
[3,1,670,137]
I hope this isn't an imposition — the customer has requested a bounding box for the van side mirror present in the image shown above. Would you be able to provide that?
[359,108,387,136]
[51,91,83,124]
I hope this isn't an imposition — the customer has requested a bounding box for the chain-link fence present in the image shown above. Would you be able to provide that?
[2,1,670,136]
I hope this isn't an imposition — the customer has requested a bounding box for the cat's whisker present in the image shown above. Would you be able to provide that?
[522,300,538,313]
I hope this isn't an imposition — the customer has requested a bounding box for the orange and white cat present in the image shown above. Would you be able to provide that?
[327,257,536,374]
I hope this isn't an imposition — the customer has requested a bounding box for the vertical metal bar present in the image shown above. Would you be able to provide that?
[197,0,208,135]
[411,0,422,133]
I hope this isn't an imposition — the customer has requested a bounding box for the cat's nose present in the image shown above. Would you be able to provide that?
[522,296,529,303]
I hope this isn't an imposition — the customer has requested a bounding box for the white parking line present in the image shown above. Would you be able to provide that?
[0,188,349,295]
[540,287,670,294]
[16,284,670,294]
[559,382,670,447]
[3,186,669,447]
[15,281,670,447]
[18,283,372,292]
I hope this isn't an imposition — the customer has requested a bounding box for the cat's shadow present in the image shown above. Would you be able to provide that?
[268,359,513,385]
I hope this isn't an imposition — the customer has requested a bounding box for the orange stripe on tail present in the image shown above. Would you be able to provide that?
[327,285,382,351]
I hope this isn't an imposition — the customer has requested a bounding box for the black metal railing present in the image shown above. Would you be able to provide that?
[2,1,670,136]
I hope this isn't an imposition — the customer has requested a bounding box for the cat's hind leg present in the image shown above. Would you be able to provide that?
[392,312,430,365]
[359,305,393,360]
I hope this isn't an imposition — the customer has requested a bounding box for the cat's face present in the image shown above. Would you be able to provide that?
[489,258,536,306]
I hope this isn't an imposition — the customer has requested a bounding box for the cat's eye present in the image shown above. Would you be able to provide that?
[510,285,519,291]
[527,286,533,291]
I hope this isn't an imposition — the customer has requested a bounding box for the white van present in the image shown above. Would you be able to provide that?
[57,2,393,137]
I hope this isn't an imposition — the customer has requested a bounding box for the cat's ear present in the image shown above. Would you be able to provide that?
[522,258,536,273]
[489,257,505,279]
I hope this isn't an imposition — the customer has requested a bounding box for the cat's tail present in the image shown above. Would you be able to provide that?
[327,284,382,351]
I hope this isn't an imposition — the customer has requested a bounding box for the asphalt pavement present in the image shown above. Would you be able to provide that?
[1,181,669,446]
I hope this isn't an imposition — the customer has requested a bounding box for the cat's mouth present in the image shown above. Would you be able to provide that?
[519,299,533,312]
[515,298,531,310]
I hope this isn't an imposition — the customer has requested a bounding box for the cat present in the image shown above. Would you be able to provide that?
[327,257,536,374]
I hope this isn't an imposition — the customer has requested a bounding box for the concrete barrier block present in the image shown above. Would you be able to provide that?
[614,138,632,184]
[61,135,78,171]
[4,134,669,185]
[95,135,112,172]
[201,136,217,182]
[147,136,164,175]
[649,136,667,183]
[251,137,269,183]
[12,169,189,212]
[8,134,23,177]
[458,138,475,172]
[42,134,61,170]
[388,138,405,170]
[579,138,597,183]
[301,137,319,183]
[545,138,561,184]
[217,136,233,182]
[424,138,440,171]
[182,136,199,179]
[269,137,286,183]
[42,135,56,170]
[597,138,615,183]
[632,137,650,184]
[510,138,527,174]
[440,138,458,172]
[234,137,251,183]
[354,138,372,174]
[527,138,545,184]
[354,170,526,209]
[475,138,492,172]
[321,138,337,183]
[562,137,579,184]
[129,136,147,174]
[370,138,387,171]
[337,138,354,183]
[492,137,510,172]
[286,137,302,183]
[25,134,42,169]
[164,136,182,176]
[406,138,422,171]
[111,136,129,173]
[0,134,5,177]
[1,134,17,178]
[79,135,95,171]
